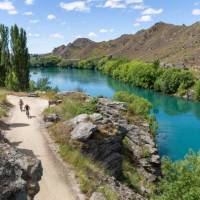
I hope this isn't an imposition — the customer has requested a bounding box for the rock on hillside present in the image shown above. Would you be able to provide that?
[52,22,200,68]
[0,132,42,200]
[50,94,161,198]
[53,38,95,59]
[96,98,161,189]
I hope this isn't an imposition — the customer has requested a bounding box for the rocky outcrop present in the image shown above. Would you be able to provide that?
[57,96,160,194]
[66,113,126,178]
[0,132,42,200]
[45,94,161,199]
[97,98,161,191]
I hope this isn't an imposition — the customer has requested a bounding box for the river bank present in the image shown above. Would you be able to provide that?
[30,67,200,161]
[30,56,200,102]
[42,91,160,199]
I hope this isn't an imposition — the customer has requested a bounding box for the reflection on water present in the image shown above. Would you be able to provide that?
[31,67,200,161]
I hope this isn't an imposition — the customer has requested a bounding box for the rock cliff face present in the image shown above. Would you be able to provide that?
[0,132,42,200]
[97,98,161,186]
[51,94,161,199]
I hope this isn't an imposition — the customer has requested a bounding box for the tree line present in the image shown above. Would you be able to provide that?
[0,24,29,91]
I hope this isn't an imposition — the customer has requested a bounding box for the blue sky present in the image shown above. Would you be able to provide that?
[0,0,200,53]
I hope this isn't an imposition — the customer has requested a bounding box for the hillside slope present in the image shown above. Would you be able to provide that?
[52,22,200,68]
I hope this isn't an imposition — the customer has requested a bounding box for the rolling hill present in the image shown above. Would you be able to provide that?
[52,22,200,68]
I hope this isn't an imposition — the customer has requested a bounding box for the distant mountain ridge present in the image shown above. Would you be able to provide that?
[52,22,200,68]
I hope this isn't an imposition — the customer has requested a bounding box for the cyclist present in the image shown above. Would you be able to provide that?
[19,99,24,112]
[24,104,30,119]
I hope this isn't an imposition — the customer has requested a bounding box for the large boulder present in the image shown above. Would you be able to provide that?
[71,121,97,141]
[44,114,60,123]
[0,133,42,200]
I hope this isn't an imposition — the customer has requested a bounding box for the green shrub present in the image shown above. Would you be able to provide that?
[148,115,158,137]
[30,77,59,92]
[157,68,194,94]
[194,80,200,101]
[153,152,200,200]
[179,70,194,89]
[78,59,97,69]
[113,91,152,117]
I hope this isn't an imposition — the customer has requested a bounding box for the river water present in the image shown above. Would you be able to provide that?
[31,67,200,161]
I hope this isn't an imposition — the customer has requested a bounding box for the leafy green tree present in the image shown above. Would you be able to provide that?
[5,70,20,91]
[0,24,10,86]
[194,80,200,101]
[153,152,200,200]
[10,24,29,91]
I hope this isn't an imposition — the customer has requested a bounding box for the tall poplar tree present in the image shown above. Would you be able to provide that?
[10,24,29,90]
[0,24,10,86]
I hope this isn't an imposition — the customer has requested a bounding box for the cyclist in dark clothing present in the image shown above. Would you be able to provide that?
[24,104,30,119]
[19,99,24,112]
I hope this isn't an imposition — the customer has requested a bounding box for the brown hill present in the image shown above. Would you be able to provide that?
[52,22,200,68]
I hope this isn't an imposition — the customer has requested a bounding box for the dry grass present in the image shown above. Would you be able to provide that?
[0,89,12,118]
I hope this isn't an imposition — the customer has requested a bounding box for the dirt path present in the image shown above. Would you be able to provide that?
[5,95,78,200]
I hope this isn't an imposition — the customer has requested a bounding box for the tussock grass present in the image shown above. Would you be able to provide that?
[59,144,118,198]
[43,94,97,121]
[98,185,119,200]
[122,137,141,191]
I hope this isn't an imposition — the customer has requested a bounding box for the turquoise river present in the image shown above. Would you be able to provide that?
[31,67,200,161]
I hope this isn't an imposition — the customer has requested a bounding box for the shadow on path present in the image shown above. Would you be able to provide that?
[0,121,30,130]
[10,141,38,158]
[9,123,30,128]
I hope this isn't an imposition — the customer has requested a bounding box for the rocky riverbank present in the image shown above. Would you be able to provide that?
[44,92,161,199]
[0,130,42,200]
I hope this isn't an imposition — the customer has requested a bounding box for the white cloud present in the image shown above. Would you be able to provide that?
[8,10,18,15]
[0,1,18,15]
[47,14,56,20]
[74,35,82,39]
[99,28,114,33]
[30,19,40,24]
[192,9,200,15]
[142,8,163,15]
[28,33,40,37]
[126,0,143,3]
[133,22,140,27]
[23,11,33,15]
[60,1,89,12]
[88,32,97,37]
[104,0,143,9]
[104,0,126,8]
[49,33,64,39]
[136,15,152,22]
[134,4,145,10]
[25,0,34,5]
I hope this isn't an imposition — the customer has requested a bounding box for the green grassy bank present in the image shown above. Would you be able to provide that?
[30,55,200,101]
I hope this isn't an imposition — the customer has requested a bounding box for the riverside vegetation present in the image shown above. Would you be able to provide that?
[30,55,200,101]
[42,90,200,200]
[43,91,159,200]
